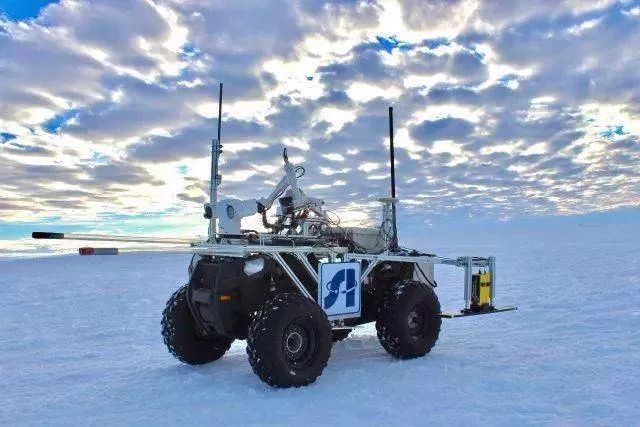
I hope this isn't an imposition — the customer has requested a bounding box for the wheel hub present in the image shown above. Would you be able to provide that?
[407,306,426,335]
[285,330,304,354]
[282,320,318,368]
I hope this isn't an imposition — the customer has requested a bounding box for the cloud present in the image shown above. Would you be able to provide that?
[84,161,165,187]
[400,0,477,37]
[410,117,476,143]
[129,116,269,161]
[0,0,638,234]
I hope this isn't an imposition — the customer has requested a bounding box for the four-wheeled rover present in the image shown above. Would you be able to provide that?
[33,84,515,387]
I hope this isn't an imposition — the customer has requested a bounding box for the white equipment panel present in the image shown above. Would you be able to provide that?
[319,262,361,319]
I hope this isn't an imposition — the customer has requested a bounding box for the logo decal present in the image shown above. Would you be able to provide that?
[319,262,361,318]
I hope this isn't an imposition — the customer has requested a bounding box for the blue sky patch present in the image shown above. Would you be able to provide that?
[180,42,201,59]
[601,125,627,139]
[87,151,110,165]
[467,46,485,60]
[1,131,17,142]
[0,0,58,20]
[375,35,413,53]
[42,109,78,133]
[422,37,451,50]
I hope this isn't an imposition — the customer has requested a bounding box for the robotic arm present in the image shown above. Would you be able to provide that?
[256,149,325,212]
[213,149,326,235]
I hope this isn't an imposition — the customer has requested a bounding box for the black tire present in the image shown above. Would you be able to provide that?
[161,285,233,365]
[247,293,332,387]
[331,329,351,342]
[376,280,441,359]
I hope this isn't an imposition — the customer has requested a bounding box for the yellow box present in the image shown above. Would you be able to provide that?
[479,272,491,305]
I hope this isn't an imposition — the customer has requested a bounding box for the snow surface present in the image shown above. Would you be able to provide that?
[1,230,639,425]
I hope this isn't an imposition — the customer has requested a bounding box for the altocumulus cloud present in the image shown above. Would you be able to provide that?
[0,0,638,234]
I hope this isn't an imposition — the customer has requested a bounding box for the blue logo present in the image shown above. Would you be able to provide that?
[323,267,357,309]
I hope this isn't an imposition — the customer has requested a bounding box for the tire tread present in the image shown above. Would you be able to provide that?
[375,279,441,359]
[161,285,233,365]
[247,293,332,387]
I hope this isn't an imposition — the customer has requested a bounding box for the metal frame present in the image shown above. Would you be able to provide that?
[189,241,504,317]
[348,252,496,311]
[190,243,347,258]
[271,252,315,300]
[32,230,512,318]
[191,242,347,301]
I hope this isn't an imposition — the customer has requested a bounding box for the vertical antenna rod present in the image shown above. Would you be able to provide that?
[208,83,223,241]
[388,106,399,251]
[217,82,223,142]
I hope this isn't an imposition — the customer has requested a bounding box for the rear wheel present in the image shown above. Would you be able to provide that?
[247,293,332,387]
[376,280,441,359]
[161,285,233,365]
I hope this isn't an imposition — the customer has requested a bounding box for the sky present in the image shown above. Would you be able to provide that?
[0,0,639,253]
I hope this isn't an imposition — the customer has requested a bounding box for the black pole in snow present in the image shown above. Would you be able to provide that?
[388,106,399,251]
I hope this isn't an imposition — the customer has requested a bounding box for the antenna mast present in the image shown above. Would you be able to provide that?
[208,83,223,241]
[388,106,399,251]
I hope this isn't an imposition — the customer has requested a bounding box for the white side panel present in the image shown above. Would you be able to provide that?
[319,262,361,319]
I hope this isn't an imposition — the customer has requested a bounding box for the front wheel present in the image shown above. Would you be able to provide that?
[376,280,441,359]
[247,293,332,387]
[161,285,233,365]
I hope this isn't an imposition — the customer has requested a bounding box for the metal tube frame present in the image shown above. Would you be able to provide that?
[293,253,319,284]
[188,242,498,313]
[347,252,496,311]
[32,230,500,313]
[358,259,380,283]
[208,137,221,240]
[489,256,496,305]
[464,256,472,310]
[270,252,314,300]
[38,233,195,245]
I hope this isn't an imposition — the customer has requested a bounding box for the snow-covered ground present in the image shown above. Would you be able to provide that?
[1,227,639,425]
